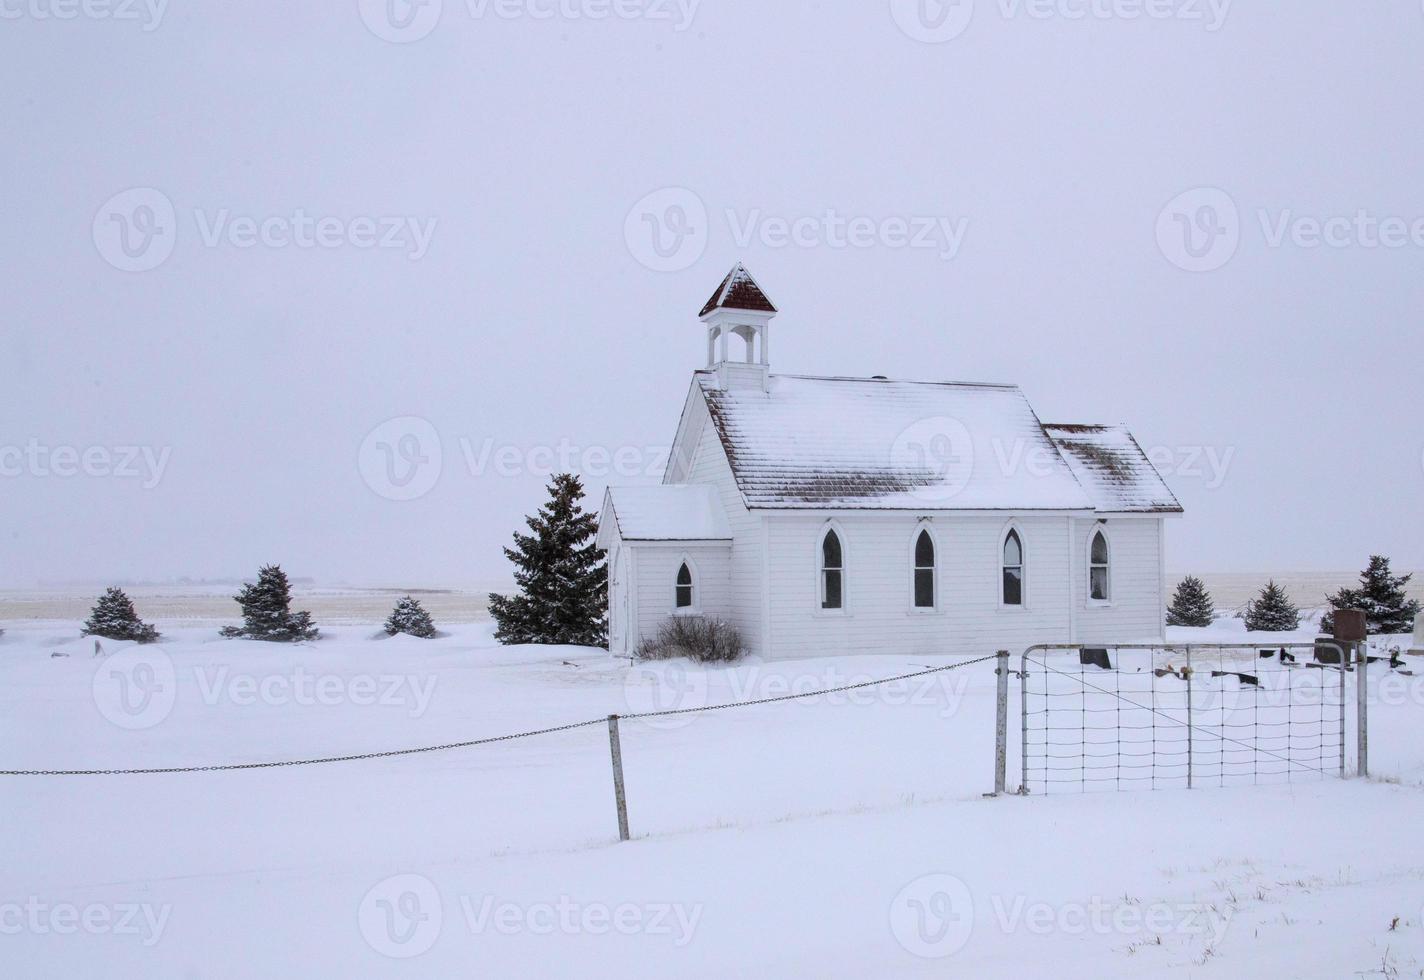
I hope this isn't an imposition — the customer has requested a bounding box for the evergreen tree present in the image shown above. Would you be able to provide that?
[220,565,320,642]
[384,595,438,638]
[1166,575,1216,628]
[82,587,160,643]
[1244,580,1300,632]
[489,473,608,648]
[1320,556,1419,636]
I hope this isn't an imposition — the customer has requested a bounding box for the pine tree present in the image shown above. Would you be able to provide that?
[1244,580,1300,632]
[82,587,160,643]
[1320,556,1420,636]
[385,595,438,638]
[489,473,608,648]
[1166,575,1216,628]
[220,565,320,642]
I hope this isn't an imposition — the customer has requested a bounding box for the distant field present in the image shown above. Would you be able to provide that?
[1182,571,1424,614]
[1,571,1417,628]
[0,585,498,627]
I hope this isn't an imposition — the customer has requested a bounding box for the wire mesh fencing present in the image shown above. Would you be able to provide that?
[1019,643,1352,795]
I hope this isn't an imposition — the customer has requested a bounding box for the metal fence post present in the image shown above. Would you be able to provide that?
[1356,642,1368,779]
[1338,644,1347,778]
[993,651,1009,796]
[1185,647,1194,790]
[607,714,630,842]
[1019,651,1030,794]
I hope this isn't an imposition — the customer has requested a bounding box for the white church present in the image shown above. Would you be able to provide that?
[596,265,1182,660]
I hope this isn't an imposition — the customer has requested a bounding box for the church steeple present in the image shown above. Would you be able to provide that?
[699,263,776,392]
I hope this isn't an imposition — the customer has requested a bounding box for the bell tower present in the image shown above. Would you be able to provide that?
[699,262,777,392]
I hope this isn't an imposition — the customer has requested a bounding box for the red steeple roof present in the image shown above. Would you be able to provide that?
[699,263,778,317]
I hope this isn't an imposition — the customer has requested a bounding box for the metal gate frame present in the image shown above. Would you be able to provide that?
[992,641,1364,797]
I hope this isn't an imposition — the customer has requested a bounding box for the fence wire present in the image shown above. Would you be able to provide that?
[0,654,997,777]
[1021,643,1350,795]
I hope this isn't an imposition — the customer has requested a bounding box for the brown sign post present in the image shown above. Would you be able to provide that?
[1333,610,1368,777]
[1331,610,1367,643]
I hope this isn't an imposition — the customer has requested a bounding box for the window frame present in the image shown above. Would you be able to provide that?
[816,523,848,615]
[672,554,700,615]
[999,524,1027,610]
[910,522,940,613]
[1087,525,1112,606]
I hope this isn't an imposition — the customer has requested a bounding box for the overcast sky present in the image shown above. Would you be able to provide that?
[3,1,1421,589]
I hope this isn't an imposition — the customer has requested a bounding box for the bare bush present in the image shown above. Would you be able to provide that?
[635,616,743,663]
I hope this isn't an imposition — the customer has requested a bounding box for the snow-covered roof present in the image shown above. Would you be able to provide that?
[696,372,1101,511]
[699,263,778,317]
[1042,424,1184,514]
[602,484,732,541]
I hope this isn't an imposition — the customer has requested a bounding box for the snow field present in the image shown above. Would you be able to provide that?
[1,620,1422,977]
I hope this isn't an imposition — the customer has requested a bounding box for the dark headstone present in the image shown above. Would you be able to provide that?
[1314,637,1344,665]
[1079,648,1112,670]
[1332,609,1367,642]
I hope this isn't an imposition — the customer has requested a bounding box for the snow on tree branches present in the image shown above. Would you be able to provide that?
[385,595,438,638]
[1320,556,1419,636]
[1244,580,1300,632]
[82,587,160,643]
[489,473,608,648]
[220,565,320,642]
[1166,575,1215,628]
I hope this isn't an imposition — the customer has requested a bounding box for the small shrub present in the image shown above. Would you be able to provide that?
[1166,575,1215,628]
[385,595,438,638]
[636,616,743,663]
[220,564,319,642]
[83,587,160,643]
[1244,580,1300,632]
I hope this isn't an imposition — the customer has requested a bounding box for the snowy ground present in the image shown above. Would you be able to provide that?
[2,618,1422,977]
